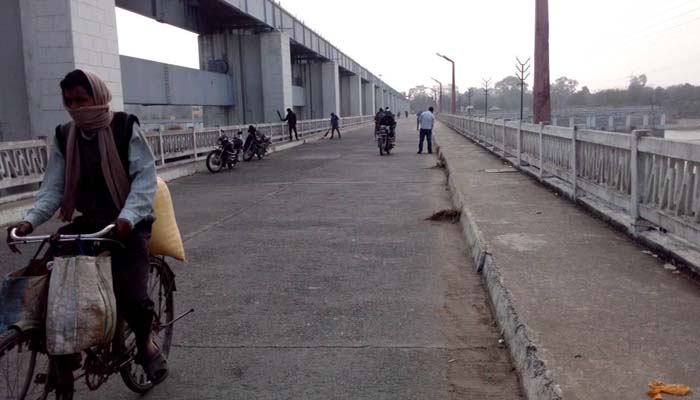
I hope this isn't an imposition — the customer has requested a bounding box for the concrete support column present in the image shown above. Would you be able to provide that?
[260,31,292,123]
[200,32,247,125]
[349,74,362,116]
[7,0,122,139]
[374,86,383,110]
[363,82,375,115]
[321,61,340,116]
[306,63,324,120]
[339,75,350,117]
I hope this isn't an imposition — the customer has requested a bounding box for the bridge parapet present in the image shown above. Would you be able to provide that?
[438,114,700,249]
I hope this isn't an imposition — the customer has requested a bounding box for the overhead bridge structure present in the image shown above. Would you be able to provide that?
[1,0,408,140]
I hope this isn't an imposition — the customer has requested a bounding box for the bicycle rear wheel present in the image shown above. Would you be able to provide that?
[119,256,175,393]
[0,329,50,400]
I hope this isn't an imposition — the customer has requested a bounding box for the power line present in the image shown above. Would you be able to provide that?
[628,3,700,37]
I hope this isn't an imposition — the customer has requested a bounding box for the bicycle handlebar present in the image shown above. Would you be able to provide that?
[9,224,116,244]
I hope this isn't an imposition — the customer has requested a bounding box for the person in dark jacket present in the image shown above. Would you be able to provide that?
[380,107,397,137]
[281,108,299,141]
[322,113,342,139]
[330,113,341,139]
[374,108,385,133]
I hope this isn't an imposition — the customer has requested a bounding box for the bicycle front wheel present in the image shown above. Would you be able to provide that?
[119,256,175,393]
[0,329,49,400]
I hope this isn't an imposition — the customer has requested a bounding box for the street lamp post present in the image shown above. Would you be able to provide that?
[436,53,456,114]
[431,78,443,114]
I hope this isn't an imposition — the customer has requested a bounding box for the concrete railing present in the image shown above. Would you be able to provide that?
[481,107,666,132]
[438,114,700,246]
[145,115,373,167]
[0,116,374,205]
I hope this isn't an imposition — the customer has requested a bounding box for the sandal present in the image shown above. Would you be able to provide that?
[136,349,169,385]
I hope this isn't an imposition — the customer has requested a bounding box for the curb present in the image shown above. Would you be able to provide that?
[434,132,563,400]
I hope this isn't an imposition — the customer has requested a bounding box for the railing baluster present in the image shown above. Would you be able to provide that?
[538,123,545,180]
[630,130,649,236]
[571,126,578,200]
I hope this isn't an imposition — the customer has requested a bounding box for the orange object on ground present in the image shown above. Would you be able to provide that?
[647,380,691,400]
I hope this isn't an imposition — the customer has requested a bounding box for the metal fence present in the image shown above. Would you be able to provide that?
[438,114,700,246]
[0,116,374,205]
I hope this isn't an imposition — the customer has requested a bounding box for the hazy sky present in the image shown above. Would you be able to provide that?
[117,0,700,94]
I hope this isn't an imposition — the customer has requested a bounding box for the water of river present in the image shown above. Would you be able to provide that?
[665,130,700,143]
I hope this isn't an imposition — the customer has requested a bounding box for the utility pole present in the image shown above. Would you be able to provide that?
[482,78,492,118]
[436,53,457,114]
[431,78,443,114]
[533,0,551,124]
[516,57,531,121]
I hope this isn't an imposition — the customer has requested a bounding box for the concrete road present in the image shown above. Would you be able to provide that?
[1,120,522,399]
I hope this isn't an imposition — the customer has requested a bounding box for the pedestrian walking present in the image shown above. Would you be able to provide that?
[417,107,434,154]
[405,110,409,118]
[323,112,341,139]
[281,108,299,141]
[416,110,423,131]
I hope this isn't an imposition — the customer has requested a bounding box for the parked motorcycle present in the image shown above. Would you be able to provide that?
[376,125,395,156]
[206,133,244,173]
[243,128,272,161]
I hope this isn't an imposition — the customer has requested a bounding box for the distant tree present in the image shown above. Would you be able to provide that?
[569,86,591,107]
[552,76,579,108]
[493,76,524,111]
[408,85,436,112]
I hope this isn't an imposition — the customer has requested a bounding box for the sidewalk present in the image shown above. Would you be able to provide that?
[435,121,700,400]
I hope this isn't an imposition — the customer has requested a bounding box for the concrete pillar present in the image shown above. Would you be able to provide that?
[374,86,383,110]
[363,82,375,115]
[349,74,362,116]
[260,31,292,123]
[339,75,350,117]
[5,0,122,139]
[306,63,324,119]
[200,30,292,125]
[321,61,340,117]
[200,32,262,125]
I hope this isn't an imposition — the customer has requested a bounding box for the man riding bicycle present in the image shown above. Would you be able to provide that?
[5,69,166,398]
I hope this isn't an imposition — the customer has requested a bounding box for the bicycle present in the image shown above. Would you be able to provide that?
[0,225,191,399]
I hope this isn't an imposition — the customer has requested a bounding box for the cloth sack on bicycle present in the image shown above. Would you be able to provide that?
[0,260,50,332]
[149,177,186,262]
[46,255,117,355]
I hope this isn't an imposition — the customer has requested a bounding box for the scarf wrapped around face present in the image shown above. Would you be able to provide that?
[60,70,130,222]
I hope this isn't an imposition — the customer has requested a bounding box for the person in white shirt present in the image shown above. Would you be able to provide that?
[418,106,435,154]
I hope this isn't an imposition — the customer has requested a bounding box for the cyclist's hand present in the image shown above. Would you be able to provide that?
[6,221,33,254]
[114,218,133,241]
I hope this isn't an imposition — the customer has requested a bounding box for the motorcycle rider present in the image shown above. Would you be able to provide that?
[374,108,385,134]
[380,107,397,138]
